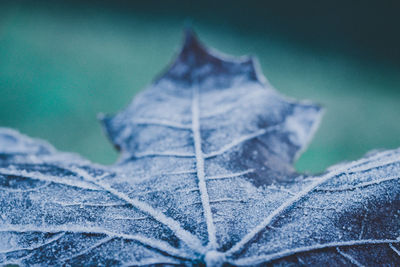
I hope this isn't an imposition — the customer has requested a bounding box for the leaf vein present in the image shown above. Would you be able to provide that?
[231,239,400,265]
[204,127,279,159]
[191,86,217,249]
[336,247,365,267]
[71,167,205,253]
[225,150,400,256]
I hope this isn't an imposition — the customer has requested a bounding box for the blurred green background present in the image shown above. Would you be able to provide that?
[0,1,399,173]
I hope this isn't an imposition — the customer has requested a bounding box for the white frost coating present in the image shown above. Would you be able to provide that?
[61,236,114,262]
[204,126,280,159]
[290,104,324,161]
[112,169,197,183]
[199,85,262,116]
[204,250,226,266]
[0,127,55,155]
[276,186,296,196]
[0,181,50,192]
[191,86,217,249]
[225,149,400,256]
[316,175,400,192]
[284,111,310,146]
[206,169,255,180]
[51,201,125,207]
[132,151,195,158]
[336,247,365,267]
[113,216,148,221]
[0,232,65,253]
[1,225,191,259]
[359,213,367,239]
[132,118,191,130]
[0,168,101,191]
[209,198,252,204]
[232,239,400,265]
[71,167,205,253]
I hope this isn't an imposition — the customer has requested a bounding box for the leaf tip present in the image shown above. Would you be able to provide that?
[182,26,201,50]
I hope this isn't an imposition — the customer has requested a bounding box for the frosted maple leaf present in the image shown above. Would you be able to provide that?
[0,29,399,266]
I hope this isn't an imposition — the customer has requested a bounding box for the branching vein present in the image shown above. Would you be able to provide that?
[1,225,191,259]
[132,151,195,158]
[71,167,205,253]
[52,201,126,208]
[0,168,101,191]
[132,118,191,130]
[231,239,400,265]
[206,169,255,180]
[336,247,364,267]
[316,176,399,192]
[225,150,399,256]
[0,232,65,254]
[389,243,400,257]
[204,127,278,159]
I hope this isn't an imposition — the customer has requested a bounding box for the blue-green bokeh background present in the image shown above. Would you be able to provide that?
[1,1,399,173]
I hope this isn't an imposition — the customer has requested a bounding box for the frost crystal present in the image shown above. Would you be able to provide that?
[0,30,399,266]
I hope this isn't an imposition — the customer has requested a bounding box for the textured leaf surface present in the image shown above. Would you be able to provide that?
[0,30,399,266]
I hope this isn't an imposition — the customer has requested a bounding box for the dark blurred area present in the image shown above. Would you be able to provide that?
[0,0,399,172]
[124,0,400,65]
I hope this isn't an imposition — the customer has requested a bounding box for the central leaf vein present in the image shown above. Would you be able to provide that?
[191,86,217,249]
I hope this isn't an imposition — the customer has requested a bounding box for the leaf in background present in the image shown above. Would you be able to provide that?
[0,30,399,266]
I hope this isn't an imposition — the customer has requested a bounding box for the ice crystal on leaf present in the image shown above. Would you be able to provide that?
[0,30,399,266]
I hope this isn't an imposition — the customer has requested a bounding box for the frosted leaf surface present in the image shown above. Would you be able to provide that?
[0,30,399,266]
